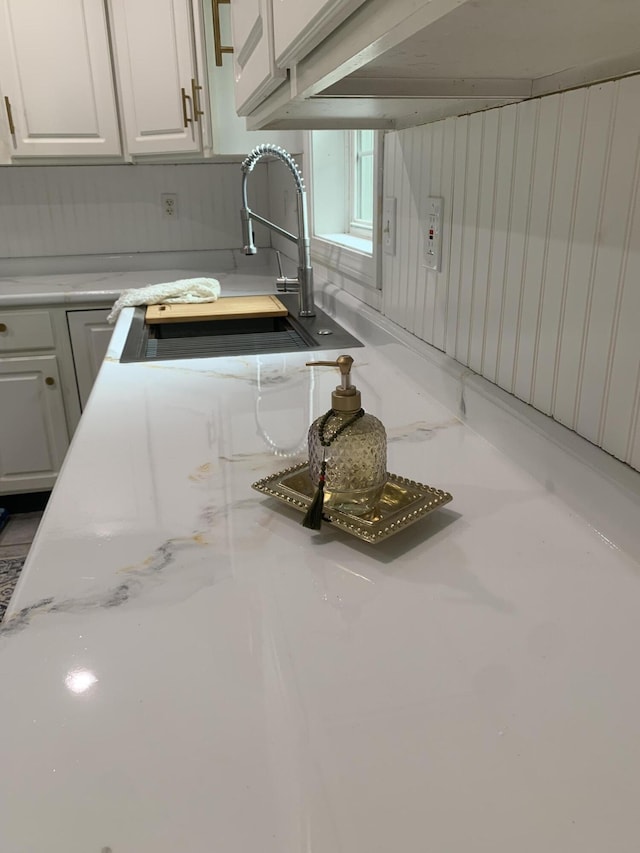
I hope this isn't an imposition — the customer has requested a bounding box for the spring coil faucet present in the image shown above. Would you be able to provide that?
[240,144,315,317]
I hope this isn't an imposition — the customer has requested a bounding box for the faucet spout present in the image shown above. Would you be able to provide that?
[240,144,315,318]
[240,207,256,255]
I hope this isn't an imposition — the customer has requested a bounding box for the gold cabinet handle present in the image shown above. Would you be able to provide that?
[45,376,55,386]
[191,78,204,121]
[3,96,15,135]
[212,0,233,67]
[0,323,7,333]
[181,87,193,127]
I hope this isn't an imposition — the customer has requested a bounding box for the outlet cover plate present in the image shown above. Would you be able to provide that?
[424,196,443,271]
[383,197,397,256]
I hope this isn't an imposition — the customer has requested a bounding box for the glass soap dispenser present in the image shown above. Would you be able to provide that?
[303,355,387,529]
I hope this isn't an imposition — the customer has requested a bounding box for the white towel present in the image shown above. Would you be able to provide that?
[107,277,221,323]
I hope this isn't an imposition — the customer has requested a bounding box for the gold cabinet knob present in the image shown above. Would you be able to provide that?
[0,323,7,332]
[45,376,55,386]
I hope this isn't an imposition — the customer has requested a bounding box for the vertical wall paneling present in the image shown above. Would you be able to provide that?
[553,83,616,430]
[382,73,640,472]
[468,109,499,375]
[598,80,640,460]
[445,115,469,357]
[403,128,419,336]
[532,88,586,415]
[381,133,396,324]
[385,128,413,331]
[455,111,483,367]
[513,95,560,404]
[482,106,517,384]
[496,98,537,393]
[398,130,415,333]
[421,121,438,344]
[576,77,640,446]
[414,127,430,343]
[0,163,270,258]
[602,167,640,462]
[433,118,455,352]
[390,131,405,329]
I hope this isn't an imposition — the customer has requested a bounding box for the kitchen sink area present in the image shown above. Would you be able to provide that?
[119,293,363,362]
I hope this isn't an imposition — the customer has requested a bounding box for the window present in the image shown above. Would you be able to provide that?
[307,129,382,293]
[350,130,375,238]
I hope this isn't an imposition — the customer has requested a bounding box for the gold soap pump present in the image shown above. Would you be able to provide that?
[303,355,387,529]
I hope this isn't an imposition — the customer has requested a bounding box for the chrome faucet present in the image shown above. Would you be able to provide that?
[240,144,315,318]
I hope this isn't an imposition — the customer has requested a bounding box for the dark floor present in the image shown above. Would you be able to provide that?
[0,492,50,559]
[0,511,44,559]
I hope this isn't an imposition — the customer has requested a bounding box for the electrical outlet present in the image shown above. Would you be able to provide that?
[424,196,443,271]
[162,193,178,218]
[383,197,396,255]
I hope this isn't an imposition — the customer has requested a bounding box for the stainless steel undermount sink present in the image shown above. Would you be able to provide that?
[119,294,362,362]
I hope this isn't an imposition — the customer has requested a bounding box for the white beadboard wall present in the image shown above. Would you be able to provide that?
[0,162,270,258]
[383,74,640,472]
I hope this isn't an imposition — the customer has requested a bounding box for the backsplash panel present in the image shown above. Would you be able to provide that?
[382,74,640,471]
[0,163,270,258]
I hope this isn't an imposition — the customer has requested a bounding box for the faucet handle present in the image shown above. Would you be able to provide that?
[275,250,300,292]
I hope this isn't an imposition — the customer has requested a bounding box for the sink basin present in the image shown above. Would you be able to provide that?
[119,294,362,362]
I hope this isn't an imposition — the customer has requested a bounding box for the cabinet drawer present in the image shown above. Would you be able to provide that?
[0,310,55,352]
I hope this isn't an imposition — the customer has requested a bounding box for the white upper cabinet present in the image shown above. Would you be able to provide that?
[272,0,368,68]
[109,0,206,155]
[0,0,120,157]
[230,0,285,115]
[0,0,296,160]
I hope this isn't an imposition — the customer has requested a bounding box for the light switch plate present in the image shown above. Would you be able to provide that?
[424,196,443,271]
[383,197,397,255]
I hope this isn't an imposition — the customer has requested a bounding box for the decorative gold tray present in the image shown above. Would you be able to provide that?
[252,463,453,544]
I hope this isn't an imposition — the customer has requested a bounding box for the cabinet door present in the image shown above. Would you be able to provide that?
[272,0,369,67]
[230,0,286,115]
[0,355,69,493]
[109,0,204,155]
[67,310,113,411]
[0,0,120,158]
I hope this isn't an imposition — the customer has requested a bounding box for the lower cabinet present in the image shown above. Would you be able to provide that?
[0,302,114,495]
[67,309,113,410]
[0,354,70,493]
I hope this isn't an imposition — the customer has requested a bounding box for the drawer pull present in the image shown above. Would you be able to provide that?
[181,87,193,127]
[45,376,55,386]
[191,78,204,121]
[3,97,15,136]
[0,323,6,332]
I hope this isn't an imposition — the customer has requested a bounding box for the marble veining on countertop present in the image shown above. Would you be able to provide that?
[1,291,640,852]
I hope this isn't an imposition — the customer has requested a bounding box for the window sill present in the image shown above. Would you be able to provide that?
[316,233,373,256]
[311,233,378,291]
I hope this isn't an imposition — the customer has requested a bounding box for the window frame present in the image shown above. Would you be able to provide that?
[306,129,383,294]
[349,129,375,239]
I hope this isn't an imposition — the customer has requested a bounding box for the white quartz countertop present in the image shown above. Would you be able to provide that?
[0,268,277,306]
[2,286,640,852]
[0,250,282,306]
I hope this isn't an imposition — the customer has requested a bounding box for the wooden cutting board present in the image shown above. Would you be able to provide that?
[145,295,288,324]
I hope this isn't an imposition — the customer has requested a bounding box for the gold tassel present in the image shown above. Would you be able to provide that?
[302,457,326,530]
